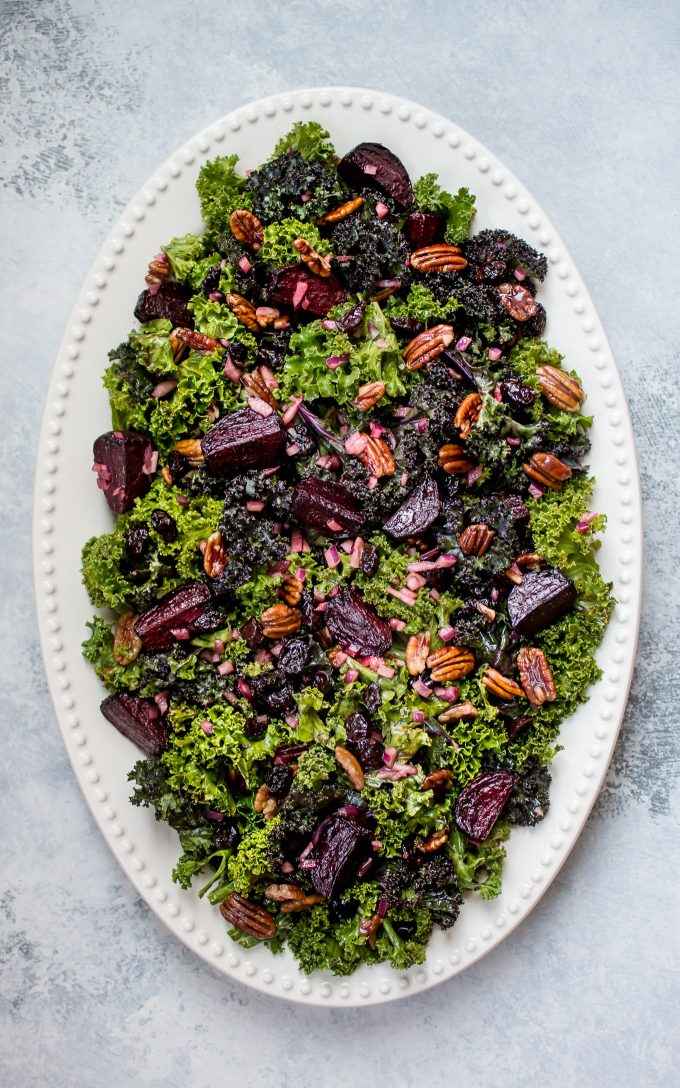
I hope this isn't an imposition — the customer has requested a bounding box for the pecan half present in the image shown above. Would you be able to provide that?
[279,574,303,607]
[264,883,306,903]
[241,368,278,408]
[498,282,539,321]
[422,769,452,797]
[403,324,455,370]
[454,392,483,438]
[225,292,260,332]
[426,646,475,681]
[203,531,226,578]
[516,552,542,571]
[459,523,495,557]
[145,253,171,288]
[355,380,386,412]
[229,208,264,250]
[220,894,276,939]
[438,701,478,723]
[481,668,524,701]
[255,306,281,329]
[334,746,365,791]
[253,783,271,813]
[363,912,382,950]
[293,237,332,277]
[260,603,302,638]
[168,329,189,364]
[173,438,205,467]
[318,196,364,224]
[418,827,450,853]
[523,452,572,490]
[406,631,431,676]
[357,435,395,478]
[171,327,221,354]
[517,646,557,705]
[438,443,475,476]
[410,244,468,273]
[280,894,326,914]
[112,610,142,666]
[536,365,585,412]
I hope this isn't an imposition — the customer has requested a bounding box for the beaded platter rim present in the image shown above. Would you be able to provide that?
[32,86,642,1006]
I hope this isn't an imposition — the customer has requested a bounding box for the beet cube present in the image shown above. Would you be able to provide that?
[507,568,577,636]
[404,210,443,249]
[310,814,372,899]
[100,693,168,756]
[134,581,211,650]
[292,478,365,537]
[93,431,153,515]
[454,771,518,842]
[268,265,349,316]
[201,407,287,476]
[338,142,414,208]
[382,477,440,540]
[133,281,193,327]
[326,587,392,657]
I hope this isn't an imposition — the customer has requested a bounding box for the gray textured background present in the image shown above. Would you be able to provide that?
[2,1,679,1085]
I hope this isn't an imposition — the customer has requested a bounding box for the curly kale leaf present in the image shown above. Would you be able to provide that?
[196,154,251,233]
[386,283,459,325]
[413,174,476,244]
[272,121,337,166]
[446,824,509,899]
[246,150,342,222]
[504,763,551,826]
[161,234,223,292]
[330,211,409,294]
[464,228,548,282]
[260,217,331,268]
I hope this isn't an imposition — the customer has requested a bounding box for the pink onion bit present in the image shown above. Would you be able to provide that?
[375,201,389,219]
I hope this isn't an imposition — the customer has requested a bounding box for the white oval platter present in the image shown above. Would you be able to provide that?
[33,87,642,1006]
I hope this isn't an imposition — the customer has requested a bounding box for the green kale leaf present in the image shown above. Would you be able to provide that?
[272,121,337,166]
[196,154,251,234]
[413,173,476,243]
[260,217,331,267]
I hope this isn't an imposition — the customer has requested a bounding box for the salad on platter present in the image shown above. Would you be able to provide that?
[82,121,613,974]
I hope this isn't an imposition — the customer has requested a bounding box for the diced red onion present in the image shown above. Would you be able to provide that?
[382,747,397,768]
[433,685,459,702]
[324,545,340,568]
[151,379,178,398]
[344,669,359,684]
[340,539,353,554]
[206,810,224,821]
[223,357,242,383]
[326,518,344,532]
[170,627,190,640]
[577,512,598,533]
[406,573,426,591]
[345,431,368,455]
[245,499,266,513]
[375,201,389,218]
[435,554,457,568]
[356,857,374,879]
[438,625,456,642]
[208,291,223,303]
[154,691,169,716]
[389,617,406,632]
[370,422,384,438]
[237,679,253,700]
[412,679,433,698]
[367,320,380,340]
[239,255,252,273]
[321,318,339,331]
[377,663,395,679]
[400,471,409,487]
[416,417,429,433]
[281,860,294,874]
[488,347,503,361]
[514,267,526,281]
[287,529,304,553]
[367,476,379,490]
[506,436,521,446]
[376,763,418,781]
[292,280,308,309]
[493,384,503,402]
[350,536,364,569]
[377,897,388,918]
[364,163,378,175]
[391,406,415,420]
[281,394,303,426]
[467,465,483,486]
[255,649,272,666]
[429,587,441,602]
[456,336,472,351]
[374,338,391,349]
[412,710,425,724]
[248,396,274,418]
[528,482,544,499]
[326,353,350,369]
[200,719,213,736]
[387,585,418,606]
[286,443,300,456]
[284,713,299,729]
[301,190,312,202]
[217,660,233,676]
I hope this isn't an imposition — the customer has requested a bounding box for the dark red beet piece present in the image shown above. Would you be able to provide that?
[201,407,287,476]
[291,478,365,536]
[134,581,211,651]
[338,142,414,207]
[454,771,518,842]
[93,431,153,515]
[382,477,440,540]
[404,210,444,249]
[507,568,576,636]
[100,693,168,756]
[133,281,193,327]
[268,265,349,316]
[310,814,373,899]
[325,587,392,657]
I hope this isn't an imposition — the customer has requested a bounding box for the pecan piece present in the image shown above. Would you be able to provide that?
[171,327,221,355]
[422,769,452,797]
[254,306,281,329]
[220,893,276,940]
[229,208,264,251]
[334,745,365,791]
[327,646,349,669]
[481,668,524,701]
[280,894,326,914]
[168,328,189,363]
[454,392,483,439]
[402,324,455,370]
[145,252,171,288]
[253,783,271,813]
[203,531,226,578]
[410,244,468,273]
[279,574,303,607]
[517,646,557,706]
[497,282,539,321]
[438,443,475,476]
[536,365,585,411]
[112,610,142,666]
[475,602,496,622]
[426,646,475,681]
[505,562,523,585]
[292,237,332,277]
[523,452,572,490]
[260,603,302,638]
[406,631,431,676]
[241,368,278,408]
[173,438,205,467]
[418,827,450,853]
[225,292,260,333]
[363,912,382,950]
[357,435,395,478]
[355,380,386,411]
[438,701,478,723]
[264,883,306,903]
[318,196,364,224]
[516,552,542,571]
[459,523,496,557]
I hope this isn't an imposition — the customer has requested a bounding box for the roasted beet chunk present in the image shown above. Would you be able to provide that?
[100,693,168,756]
[133,281,193,327]
[93,431,153,515]
[134,581,212,651]
[201,407,286,476]
[310,813,374,899]
[268,264,348,316]
[382,477,440,540]
[454,770,518,842]
[507,568,576,636]
[338,142,414,207]
[326,587,392,657]
[291,478,365,537]
[404,210,443,249]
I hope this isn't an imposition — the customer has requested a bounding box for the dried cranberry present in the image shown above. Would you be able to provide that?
[190,608,227,634]
[500,378,537,409]
[506,715,532,740]
[150,508,178,542]
[307,667,332,695]
[328,895,358,923]
[211,821,240,851]
[336,301,366,335]
[278,637,310,675]
[454,771,519,842]
[200,265,222,295]
[266,764,294,799]
[167,450,188,482]
[364,681,382,714]
[525,302,546,338]
[240,617,264,648]
[244,715,267,740]
[251,671,294,714]
[359,544,380,577]
[389,316,425,339]
[125,526,150,568]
